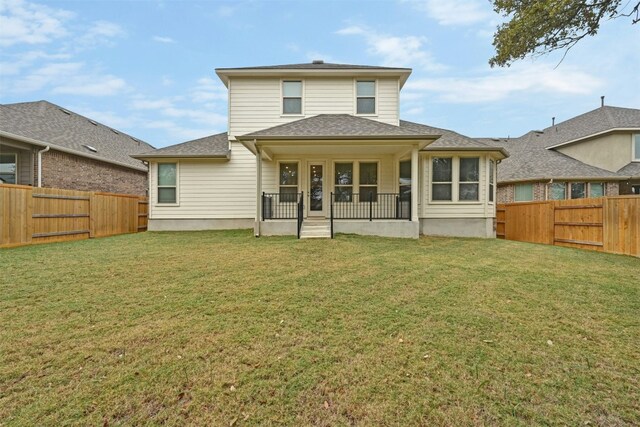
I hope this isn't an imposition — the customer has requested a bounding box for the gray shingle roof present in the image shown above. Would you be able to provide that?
[0,101,153,171]
[492,132,625,183]
[237,114,433,139]
[216,62,410,71]
[400,120,508,155]
[617,162,640,177]
[540,106,640,148]
[133,133,229,158]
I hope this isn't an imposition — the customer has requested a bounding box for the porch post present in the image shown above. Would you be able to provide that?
[411,145,419,222]
[255,142,262,237]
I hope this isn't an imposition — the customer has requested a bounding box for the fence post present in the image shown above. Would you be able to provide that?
[26,186,33,245]
[89,192,95,238]
[548,201,555,246]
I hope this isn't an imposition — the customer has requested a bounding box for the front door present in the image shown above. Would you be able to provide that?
[308,162,325,217]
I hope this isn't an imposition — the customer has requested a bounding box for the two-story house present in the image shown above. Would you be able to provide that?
[490,104,640,203]
[133,61,508,239]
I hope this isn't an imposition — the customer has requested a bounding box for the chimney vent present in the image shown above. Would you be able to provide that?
[601,95,605,107]
[312,59,324,64]
[552,117,555,126]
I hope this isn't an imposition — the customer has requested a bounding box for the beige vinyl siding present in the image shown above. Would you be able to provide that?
[149,142,256,219]
[229,77,400,139]
[421,154,494,218]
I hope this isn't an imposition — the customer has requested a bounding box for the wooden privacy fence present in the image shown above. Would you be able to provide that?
[0,184,148,248]
[497,196,639,257]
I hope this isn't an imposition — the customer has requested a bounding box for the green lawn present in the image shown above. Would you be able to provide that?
[1,231,638,426]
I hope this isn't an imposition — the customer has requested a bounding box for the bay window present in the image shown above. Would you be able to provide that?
[432,157,453,201]
[489,160,495,202]
[459,157,479,201]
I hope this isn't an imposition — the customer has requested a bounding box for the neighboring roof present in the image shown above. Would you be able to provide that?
[0,101,153,171]
[400,120,508,156]
[237,114,434,140]
[215,61,413,88]
[540,106,640,149]
[617,162,640,178]
[492,132,626,183]
[132,133,230,159]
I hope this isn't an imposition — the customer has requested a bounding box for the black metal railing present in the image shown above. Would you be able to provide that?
[330,192,411,222]
[296,191,304,239]
[262,192,302,220]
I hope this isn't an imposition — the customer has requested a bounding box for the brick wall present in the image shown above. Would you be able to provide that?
[604,182,619,196]
[497,184,513,203]
[38,149,148,195]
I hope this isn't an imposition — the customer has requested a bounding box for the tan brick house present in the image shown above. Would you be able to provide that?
[0,101,153,195]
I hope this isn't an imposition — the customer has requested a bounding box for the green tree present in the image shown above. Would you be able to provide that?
[490,0,639,67]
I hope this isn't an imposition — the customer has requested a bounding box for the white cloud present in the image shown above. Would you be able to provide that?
[153,35,175,44]
[335,25,446,71]
[0,0,73,46]
[53,75,126,96]
[74,20,125,49]
[410,0,492,26]
[189,77,228,103]
[217,5,234,17]
[405,63,603,103]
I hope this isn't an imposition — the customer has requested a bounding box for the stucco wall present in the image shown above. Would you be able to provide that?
[556,133,633,172]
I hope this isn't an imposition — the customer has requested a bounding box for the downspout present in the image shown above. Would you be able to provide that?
[37,146,50,187]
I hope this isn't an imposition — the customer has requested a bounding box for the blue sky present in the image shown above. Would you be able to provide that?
[1,0,639,148]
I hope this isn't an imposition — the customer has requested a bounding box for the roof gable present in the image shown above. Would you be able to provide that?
[133,133,229,158]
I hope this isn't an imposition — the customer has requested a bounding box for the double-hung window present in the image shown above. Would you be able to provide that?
[157,163,177,204]
[634,134,640,161]
[488,160,495,202]
[432,158,453,201]
[282,81,302,115]
[359,162,378,202]
[459,158,480,201]
[549,182,566,200]
[515,183,533,201]
[0,153,17,184]
[334,162,353,202]
[356,81,375,114]
[279,162,298,202]
[570,182,586,199]
[399,160,411,202]
[589,182,604,197]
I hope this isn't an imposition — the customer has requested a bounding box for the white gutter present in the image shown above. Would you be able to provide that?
[37,146,50,187]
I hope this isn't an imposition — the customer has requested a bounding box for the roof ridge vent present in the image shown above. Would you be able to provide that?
[82,144,98,153]
[312,59,324,64]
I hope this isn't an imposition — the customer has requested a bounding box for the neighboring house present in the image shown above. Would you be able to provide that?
[0,101,154,195]
[488,105,640,203]
[134,61,507,239]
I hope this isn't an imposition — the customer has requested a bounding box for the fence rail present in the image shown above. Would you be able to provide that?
[497,196,639,257]
[1,184,148,248]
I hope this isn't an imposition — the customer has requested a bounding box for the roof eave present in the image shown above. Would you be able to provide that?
[0,130,148,172]
[131,152,231,160]
[498,175,627,184]
[236,134,438,141]
[423,146,510,159]
[546,128,640,150]
[215,68,413,88]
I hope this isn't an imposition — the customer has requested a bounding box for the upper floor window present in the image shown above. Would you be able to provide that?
[282,81,302,115]
[634,134,640,161]
[157,163,177,204]
[0,153,17,184]
[356,81,375,114]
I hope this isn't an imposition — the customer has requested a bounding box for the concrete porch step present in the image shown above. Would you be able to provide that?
[300,220,331,239]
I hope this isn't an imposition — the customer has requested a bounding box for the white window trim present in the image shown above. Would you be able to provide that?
[354,79,378,117]
[357,160,379,200]
[633,133,640,162]
[280,79,304,117]
[278,160,300,194]
[429,156,483,204]
[488,159,495,204]
[0,152,18,185]
[155,161,179,206]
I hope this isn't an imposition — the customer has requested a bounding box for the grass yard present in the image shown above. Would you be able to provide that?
[1,230,639,426]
